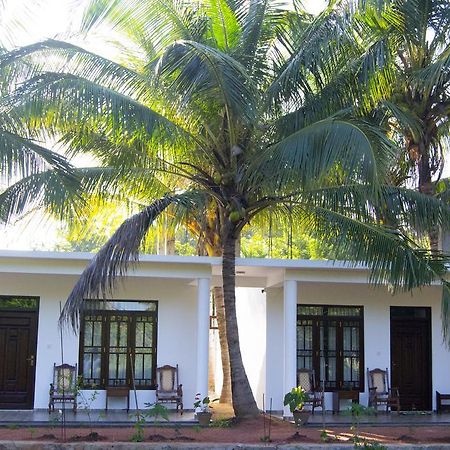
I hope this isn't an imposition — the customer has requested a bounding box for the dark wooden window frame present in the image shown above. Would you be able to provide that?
[297,305,364,392]
[79,301,158,390]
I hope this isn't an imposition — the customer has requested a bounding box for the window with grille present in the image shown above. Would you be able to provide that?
[297,305,364,391]
[79,300,157,389]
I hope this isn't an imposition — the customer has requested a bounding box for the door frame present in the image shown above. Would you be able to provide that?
[0,296,39,409]
[390,306,432,411]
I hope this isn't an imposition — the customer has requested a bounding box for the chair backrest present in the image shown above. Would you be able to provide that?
[297,368,315,393]
[156,364,179,393]
[367,368,389,394]
[53,363,77,395]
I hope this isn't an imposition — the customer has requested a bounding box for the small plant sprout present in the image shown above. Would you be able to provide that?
[76,381,99,435]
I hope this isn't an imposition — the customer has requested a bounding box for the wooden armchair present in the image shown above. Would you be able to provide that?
[297,368,324,414]
[48,363,78,413]
[155,364,183,414]
[367,368,400,413]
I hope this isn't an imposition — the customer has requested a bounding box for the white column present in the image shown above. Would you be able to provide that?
[284,279,297,416]
[196,277,211,398]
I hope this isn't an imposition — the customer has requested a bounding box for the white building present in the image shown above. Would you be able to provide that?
[0,251,447,413]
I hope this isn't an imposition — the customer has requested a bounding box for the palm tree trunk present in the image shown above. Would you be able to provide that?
[416,142,439,250]
[214,286,232,403]
[195,225,233,405]
[208,326,217,395]
[222,231,259,417]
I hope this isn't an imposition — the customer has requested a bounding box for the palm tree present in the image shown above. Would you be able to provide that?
[355,0,450,245]
[2,0,449,417]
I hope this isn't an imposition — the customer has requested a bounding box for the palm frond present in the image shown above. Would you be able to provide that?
[379,100,424,141]
[204,0,241,51]
[0,169,82,223]
[154,40,257,130]
[236,0,288,80]
[0,127,74,181]
[81,0,201,53]
[248,118,392,194]
[412,43,450,99]
[74,166,172,204]
[59,127,175,177]
[297,184,449,228]
[266,4,352,105]
[0,39,147,97]
[60,196,173,329]
[59,190,207,329]
[11,71,191,144]
[293,203,449,292]
[379,186,450,233]
[81,0,123,33]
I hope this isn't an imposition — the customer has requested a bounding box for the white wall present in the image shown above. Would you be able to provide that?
[0,272,199,411]
[266,282,449,411]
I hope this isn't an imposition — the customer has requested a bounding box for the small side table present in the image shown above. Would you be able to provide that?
[332,390,359,414]
[105,386,130,411]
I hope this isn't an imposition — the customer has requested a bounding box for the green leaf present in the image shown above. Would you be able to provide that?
[205,0,241,50]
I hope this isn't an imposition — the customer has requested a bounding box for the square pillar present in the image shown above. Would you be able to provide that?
[196,277,211,398]
[284,279,297,416]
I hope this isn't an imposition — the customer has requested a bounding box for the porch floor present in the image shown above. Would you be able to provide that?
[0,408,450,427]
[306,411,450,427]
[0,409,196,427]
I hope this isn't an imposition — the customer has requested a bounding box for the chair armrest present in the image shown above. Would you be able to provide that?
[389,387,400,397]
[177,384,183,396]
[313,392,324,402]
[368,387,377,399]
[49,383,55,396]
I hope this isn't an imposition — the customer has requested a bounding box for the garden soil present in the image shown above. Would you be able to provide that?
[1,404,450,446]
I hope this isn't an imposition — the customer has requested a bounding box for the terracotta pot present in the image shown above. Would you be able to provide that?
[293,409,311,426]
[196,411,212,427]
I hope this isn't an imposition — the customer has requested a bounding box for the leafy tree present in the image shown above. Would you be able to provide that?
[1,0,449,417]
[240,216,334,260]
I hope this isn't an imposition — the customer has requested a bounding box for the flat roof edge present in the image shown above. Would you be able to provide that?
[0,250,219,266]
[0,250,366,270]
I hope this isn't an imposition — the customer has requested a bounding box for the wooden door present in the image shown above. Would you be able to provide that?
[390,307,432,411]
[0,311,38,409]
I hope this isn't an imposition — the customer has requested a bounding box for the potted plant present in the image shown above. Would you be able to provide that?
[283,386,311,426]
[194,394,218,426]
